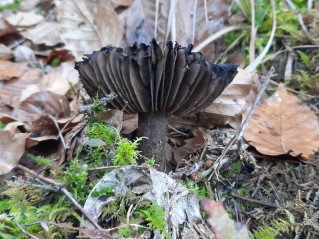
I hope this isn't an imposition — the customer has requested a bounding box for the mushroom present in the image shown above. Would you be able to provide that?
[75,39,238,171]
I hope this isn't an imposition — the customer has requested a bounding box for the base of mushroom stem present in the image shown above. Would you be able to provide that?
[137,112,172,171]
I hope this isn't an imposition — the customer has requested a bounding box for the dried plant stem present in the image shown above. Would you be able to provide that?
[16,164,102,230]
[14,218,40,239]
[193,25,249,52]
[207,67,275,180]
[231,193,280,208]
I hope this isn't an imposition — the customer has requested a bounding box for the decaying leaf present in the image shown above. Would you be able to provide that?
[56,0,123,60]
[5,12,44,27]
[203,68,257,129]
[83,166,210,238]
[0,44,13,60]
[244,87,319,161]
[0,131,28,175]
[0,61,27,80]
[19,91,71,119]
[39,62,79,95]
[126,0,230,58]
[0,68,43,107]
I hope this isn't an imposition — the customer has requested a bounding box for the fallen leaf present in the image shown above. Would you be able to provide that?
[121,113,137,134]
[39,62,79,95]
[19,0,42,11]
[21,22,62,46]
[19,91,71,119]
[202,68,257,129]
[0,61,27,80]
[0,131,28,175]
[5,12,44,27]
[0,44,13,60]
[126,0,167,44]
[0,68,43,107]
[0,17,16,38]
[244,87,319,161]
[56,0,123,60]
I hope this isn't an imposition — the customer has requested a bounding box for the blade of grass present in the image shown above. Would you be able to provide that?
[245,0,276,72]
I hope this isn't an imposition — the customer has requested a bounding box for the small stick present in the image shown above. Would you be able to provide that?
[47,114,66,150]
[14,218,40,239]
[16,164,102,230]
[231,192,281,208]
[167,125,188,137]
[12,176,58,192]
[207,67,274,180]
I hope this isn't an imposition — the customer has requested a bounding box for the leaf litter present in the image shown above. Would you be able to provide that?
[0,0,318,239]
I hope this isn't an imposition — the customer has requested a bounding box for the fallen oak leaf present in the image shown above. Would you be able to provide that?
[0,61,27,80]
[0,131,28,175]
[244,86,319,161]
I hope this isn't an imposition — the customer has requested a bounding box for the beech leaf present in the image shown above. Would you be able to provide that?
[0,131,27,175]
[244,87,319,160]
[56,0,123,60]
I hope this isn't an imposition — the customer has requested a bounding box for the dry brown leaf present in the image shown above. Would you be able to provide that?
[0,17,16,38]
[0,131,28,175]
[121,113,138,134]
[56,0,123,60]
[5,12,44,27]
[244,87,319,161]
[21,22,62,46]
[0,61,27,80]
[0,44,13,60]
[202,68,257,129]
[19,91,70,119]
[0,68,43,107]
[126,0,165,44]
[126,0,229,58]
[39,62,79,95]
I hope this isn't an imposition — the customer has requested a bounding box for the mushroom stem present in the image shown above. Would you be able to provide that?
[137,112,170,171]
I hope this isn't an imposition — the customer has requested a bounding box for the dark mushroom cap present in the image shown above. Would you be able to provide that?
[75,39,238,116]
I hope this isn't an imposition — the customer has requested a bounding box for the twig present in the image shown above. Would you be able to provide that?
[14,218,40,239]
[167,125,188,137]
[207,67,274,180]
[237,67,275,141]
[16,164,102,230]
[12,176,58,192]
[232,193,281,208]
[47,114,66,150]
[270,79,315,98]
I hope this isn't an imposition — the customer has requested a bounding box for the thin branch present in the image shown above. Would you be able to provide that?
[231,193,281,208]
[207,67,274,180]
[14,219,40,239]
[16,164,102,230]
[12,176,58,192]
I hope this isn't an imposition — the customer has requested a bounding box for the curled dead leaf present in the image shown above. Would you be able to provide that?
[0,131,28,175]
[244,87,319,161]
[19,91,70,119]
[0,61,27,80]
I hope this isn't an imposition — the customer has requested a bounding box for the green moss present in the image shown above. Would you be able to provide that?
[91,186,115,198]
[137,203,168,236]
[113,137,143,166]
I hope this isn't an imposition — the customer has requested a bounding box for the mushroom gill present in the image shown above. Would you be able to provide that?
[75,39,238,171]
